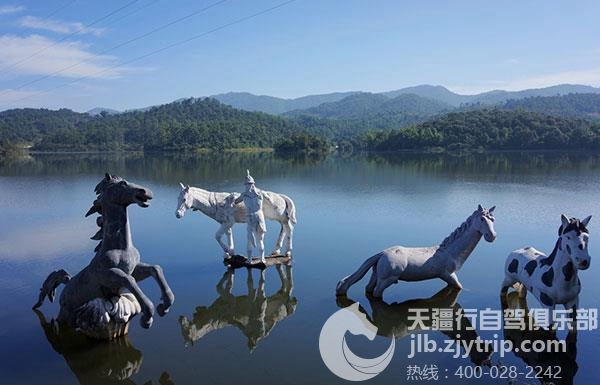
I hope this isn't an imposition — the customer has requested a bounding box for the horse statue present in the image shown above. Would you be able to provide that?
[501,214,591,316]
[179,264,296,351]
[33,173,175,339]
[175,183,296,258]
[337,287,493,366]
[336,205,496,298]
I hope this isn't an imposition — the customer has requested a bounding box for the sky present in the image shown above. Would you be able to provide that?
[1,0,600,112]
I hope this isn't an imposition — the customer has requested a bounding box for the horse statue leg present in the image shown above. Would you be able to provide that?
[272,224,285,255]
[284,221,294,257]
[97,268,156,329]
[132,263,175,316]
[215,223,234,257]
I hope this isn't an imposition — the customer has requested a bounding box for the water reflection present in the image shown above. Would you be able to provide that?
[179,264,297,351]
[502,292,578,385]
[365,151,600,179]
[337,287,493,366]
[3,151,600,186]
[33,310,173,385]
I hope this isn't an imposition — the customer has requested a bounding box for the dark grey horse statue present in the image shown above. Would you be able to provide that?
[33,173,174,339]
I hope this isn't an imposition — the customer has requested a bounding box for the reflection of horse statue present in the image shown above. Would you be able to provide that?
[337,287,493,366]
[33,174,174,339]
[336,205,496,298]
[502,292,578,385]
[33,310,175,385]
[175,183,296,258]
[179,264,297,351]
[501,215,591,315]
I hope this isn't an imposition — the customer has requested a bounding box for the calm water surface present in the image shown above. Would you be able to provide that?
[1,152,599,384]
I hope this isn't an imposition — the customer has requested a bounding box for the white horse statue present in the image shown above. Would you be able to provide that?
[175,183,296,257]
[501,215,591,316]
[336,205,496,298]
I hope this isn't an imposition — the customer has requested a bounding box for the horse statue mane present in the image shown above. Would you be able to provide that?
[86,174,126,252]
[439,206,492,250]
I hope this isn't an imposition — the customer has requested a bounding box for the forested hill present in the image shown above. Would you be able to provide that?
[284,92,452,132]
[3,96,600,153]
[363,109,600,151]
[0,98,307,151]
[501,93,600,121]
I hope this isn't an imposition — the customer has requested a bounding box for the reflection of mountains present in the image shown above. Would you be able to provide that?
[34,310,173,385]
[180,264,297,351]
[338,287,492,366]
[4,152,600,187]
[365,151,600,181]
[502,292,578,385]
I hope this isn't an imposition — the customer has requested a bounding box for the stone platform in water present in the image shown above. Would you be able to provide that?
[223,254,291,269]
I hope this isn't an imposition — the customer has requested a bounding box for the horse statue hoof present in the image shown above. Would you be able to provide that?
[141,315,153,329]
[157,303,170,317]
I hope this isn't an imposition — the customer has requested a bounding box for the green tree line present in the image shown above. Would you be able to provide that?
[361,109,600,151]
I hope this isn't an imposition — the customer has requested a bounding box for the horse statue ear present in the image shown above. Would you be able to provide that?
[179,182,185,190]
[582,215,592,227]
[477,204,483,211]
[489,206,496,213]
[105,173,111,181]
[561,214,570,227]
[246,169,251,177]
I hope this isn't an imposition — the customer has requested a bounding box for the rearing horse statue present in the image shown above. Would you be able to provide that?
[33,173,174,339]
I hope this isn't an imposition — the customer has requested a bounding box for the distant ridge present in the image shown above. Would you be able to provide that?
[86,107,120,116]
[210,91,359,115]
[85,84,600,117]
[209,84,600,113]
[285,91,451,120]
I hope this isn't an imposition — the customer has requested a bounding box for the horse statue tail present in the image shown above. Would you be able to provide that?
[282,195,297,225]
[335,253,381,296]
[32,269,71,309]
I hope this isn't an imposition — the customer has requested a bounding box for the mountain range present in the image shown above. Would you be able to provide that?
[86,84,600,117]
[209,84,600,114]
[4,88,600,153]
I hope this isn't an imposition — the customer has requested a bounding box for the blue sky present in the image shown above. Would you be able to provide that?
[1,0,600,112]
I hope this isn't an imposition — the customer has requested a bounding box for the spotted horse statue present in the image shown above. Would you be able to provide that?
[33,173,174,339]
[501,214,591,321]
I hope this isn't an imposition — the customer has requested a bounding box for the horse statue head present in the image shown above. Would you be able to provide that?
[473,204,497,242]
[86,173,153,217]
[558,214,592,270]
[175,182,191,219]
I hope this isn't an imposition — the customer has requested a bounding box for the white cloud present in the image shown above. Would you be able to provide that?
[19,16,105,36]
[449,67,600,95]
[0,34,122,79]
[0,5,24,15]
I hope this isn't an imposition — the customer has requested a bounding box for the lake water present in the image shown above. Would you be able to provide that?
[1,151,599,385]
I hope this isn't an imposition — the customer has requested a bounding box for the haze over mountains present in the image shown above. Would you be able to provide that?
[84,84,600,117]
[209,84,600,115]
